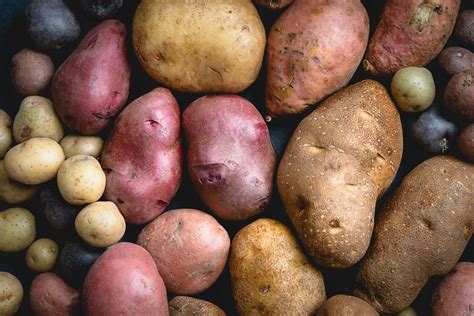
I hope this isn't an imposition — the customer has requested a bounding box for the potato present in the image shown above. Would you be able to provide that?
[133,0,265,93]
[13,96,64,143]
[57,155,106,205]
[230,218,326,315]
[52,20,130,135]
[455,10,474,47]
[183,95,276,220]
[398,307,417,316]
[0,161,37,204]
[278,80,403,268]
[59,241,104,287]
[75,201,125,248]
[253,0,293,10]
[0,110,13,158]
[11,48,55,95]
[391,67,435,112]
[30,273,80,316]
[82,242,168,316]
[4,138,65,185]
[458,124,474,162]
[80,0,123,19]
[364,0,461,76]
[169,296,225,316]
[137,209,230,295]
[317,295,378,316]
[443,69,474,122]
[26,238,59,272]
[432,262,474,316]
[101,88,182,224]
[0,207,36,253]
[437,47,474,76]
[355,156,474,314]
[60,135,103,159]
[40,183,81,231]
[265,0,369,116]
[0,272,23,316]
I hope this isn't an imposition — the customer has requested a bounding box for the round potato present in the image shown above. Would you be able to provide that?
[0,160,37,204]
[40,183,81,231]
[0,110,13,158]
[458,124,474,162]
[391,67,436,112]
[57,155,106,205]
[254,0,293,10]
[444,69,474,122]
[317,295,378,316]
[455,10,474,48]
[11,48,55,95]
[75,201,125,247]
[0,208,36,253]
[4,138,65,185]
[0,272,23,316]
[60,135,103,159]
[59,241,104,287]
[25,238,59,272]
[169,296,225,316]
[398,307,417,316]
[13,96,64,143]
[437,47,474,76]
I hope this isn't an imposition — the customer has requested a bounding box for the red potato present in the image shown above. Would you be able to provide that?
[364,0,461,76]
[30,273,80,316]
[82,242,168,316]
[101,88,182,224]
[183,95,276,220]
[443,69,474,122]
[52,20,130,135]
[437,47,474,76]
[265,0,369,116]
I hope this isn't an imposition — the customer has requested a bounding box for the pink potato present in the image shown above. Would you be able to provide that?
[137,209,230,295]
[183,95,276,221]
[101,88,182,224]
[82,242,168,316]
[52,19,130,135]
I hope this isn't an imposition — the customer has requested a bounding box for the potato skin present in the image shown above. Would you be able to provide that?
[0,110,13,158]
[52,20,130,135]
[60,135,103,159]
[0,208,36,253]
[443,69,474,122]
[30,273,80,316]
[458,124,474,162]
[0,160,37,204]
[265,0,369,116]
[101,88,182,224]
[169,296,225,316]
[0,272,23,316]
[82,242,168,316]
[437,47,474,76]
[133,0,265,93]
[137,209,230,295]
[254,0,293,10]
[364,0,461,76]
[183,95,276,220]
[455,10,474,47]
[390,67,435,112]
[355,156,474,314]
[11,48,54,95]
[278,80,402,268]
[317,295,378,316]
[26,238,59,272]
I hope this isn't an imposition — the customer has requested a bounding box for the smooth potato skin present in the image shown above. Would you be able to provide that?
[26,238,59,272]
[0,272,23,316]
[364,0,461,76]
[101,88,182,224]
[443,69,474,122]
[265,0,369,116]
[169,296,225,316]
[82,242,168,316]
[52,20,130,135]
[317,295,378,316]
[0,110,13,158]
[60,135,103,159]
[0,160,37,204]
[0,208,36,253]
[11,48,54,95]
[254,0,293,10]
[183,95,276,220]
[437,47,474,76]
[355,156,474,314]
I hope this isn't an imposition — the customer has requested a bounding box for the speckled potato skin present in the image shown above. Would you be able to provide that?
[133,0,265,93]
[0,272,23,316]
[169,296,226,316]
[30,273,80,316]
[183,95,276,221]
[60,135,103,159]
[52,20,130,135]
[0,208,36,253]
[278,80,403,268]
[317,295,379,316]
[0,160,37,204]
[230,219,326,315]
[437,47,474,76]
[254,0,293,10]
[11,48,54,95]
[355,156,474,314]
[137,209,230,295]
[265,0,369,116]
[82,242,168,316]
[0,110,13,158]
[443,68,474,122]
[101,88,182,224]
[26,238,59,272]
[364,0,461,76]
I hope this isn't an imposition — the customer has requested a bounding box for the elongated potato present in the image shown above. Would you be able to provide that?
[355,156,474,314]
[0,110,13,158]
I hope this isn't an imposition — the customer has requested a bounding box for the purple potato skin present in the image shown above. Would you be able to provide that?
[437,47,474,76]
[458,124,474,162]
[40,183,81,231]
[455,10,474,47]
[443,69,474,122]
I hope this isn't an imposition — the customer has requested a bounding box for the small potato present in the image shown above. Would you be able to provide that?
[253,0,293,10]
[75,201,125,247]
[40,183,81,231]
[0,272,23,316]
[444,69,474,122]
[437,47,474,76]
[317,295,378,316]
[169,296,225,316]
[455,10,474,47]
[25,238,59,272]
[398,307,417,316]
[13,96,64,143]
[391,67,436,112]
[0,208,36,253]
[458,124,474,162]
[60,135,103,158]
[59,241,104,287]
[0,161,37,204]
[0,110,13,158]
[80,0,123,19]
[57,155,106,205]
[4,138,64,185]
[11,48,55,95]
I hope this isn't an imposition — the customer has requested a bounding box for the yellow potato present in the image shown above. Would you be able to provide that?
[0,110,13,158]
[0,208,36,253]
[0,161,37,204]
[0,272,23,316]
[60,135,104,159]
[25,238,59,272]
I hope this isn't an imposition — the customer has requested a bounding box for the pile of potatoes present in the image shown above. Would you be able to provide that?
[0,0,473,315]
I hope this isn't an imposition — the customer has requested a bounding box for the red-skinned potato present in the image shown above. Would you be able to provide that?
[52,19,130,135]
[443,69,474,122]
[254,0,293,10]
[183,95,276,221]
[82,242,168,316]
[101,88,182,224]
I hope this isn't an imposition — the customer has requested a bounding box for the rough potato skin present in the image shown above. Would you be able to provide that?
[317,295,379,316]
[364,0,461,76]
[82,242,168,316]
[265,0,369,116]
[254,0,293,10]
[443,68,474,122]
[52,20,130,135]
[432,262,474,316]
[230,219,326,315]
[355,156,474,314]
[437,47,474,76]
[183,95,276,221]
[169,296,225,316]
[30,273,80,316]
[278,80,402,268]
[101,88,182,224]
[11,48,54,95]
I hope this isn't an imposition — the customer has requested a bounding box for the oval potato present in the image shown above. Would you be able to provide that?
[0,207,36,253]
[60,135,103,159]
[0,272,23,316]
[0,160,37,204]
[0,110,13,158]
[169,296,225,316]
[25,238,59,272]
[317,295,378,316]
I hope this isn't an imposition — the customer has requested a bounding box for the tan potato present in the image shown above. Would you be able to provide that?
[0,207,36,253]
[0,160,37,204]
[0,110,13,159]
[391,67,436,112]
[25,238,59,272]
[57,155,106,205]
[169,296,226,316]
[317,295,379,316]
[0,272,23,316]
[60,135,103,159]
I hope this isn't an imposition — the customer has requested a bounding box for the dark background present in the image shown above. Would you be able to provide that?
[0,0,472,315]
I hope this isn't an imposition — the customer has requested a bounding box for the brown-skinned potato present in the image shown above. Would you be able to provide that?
[169,296,225,316]
[317,295,379,316]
